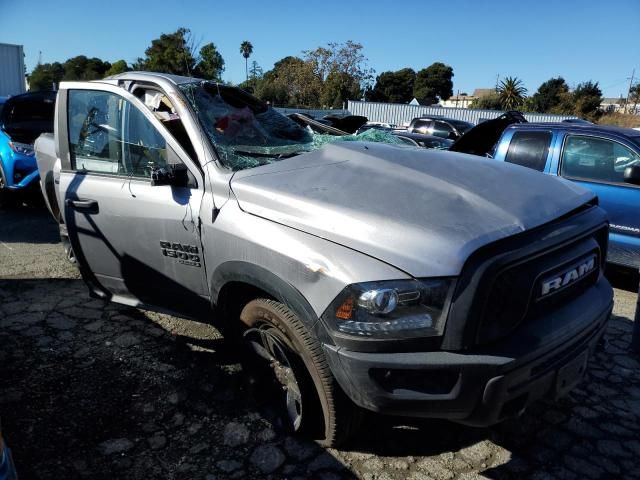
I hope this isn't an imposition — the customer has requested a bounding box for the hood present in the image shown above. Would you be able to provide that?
[450,111,527,157]
[230,141,594,277]
[3,122,53,144]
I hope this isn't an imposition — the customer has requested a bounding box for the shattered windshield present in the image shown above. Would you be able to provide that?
[180,82,313,170]
[180,82,405,170]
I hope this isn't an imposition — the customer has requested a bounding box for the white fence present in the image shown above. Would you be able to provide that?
[346,101,577,126]
[275,101,578,126]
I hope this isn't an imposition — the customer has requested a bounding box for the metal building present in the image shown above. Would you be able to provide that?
[347,101,577,126]
[0,43,26,97]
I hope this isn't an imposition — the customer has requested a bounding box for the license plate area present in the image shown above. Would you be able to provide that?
[555,350,589,399]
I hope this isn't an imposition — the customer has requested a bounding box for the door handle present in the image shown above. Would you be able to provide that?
[66,198,99,212]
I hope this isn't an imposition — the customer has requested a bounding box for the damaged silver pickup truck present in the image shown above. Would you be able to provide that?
[36,72,613,446]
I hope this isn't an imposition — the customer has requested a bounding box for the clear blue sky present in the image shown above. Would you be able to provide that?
[1,0,638,98]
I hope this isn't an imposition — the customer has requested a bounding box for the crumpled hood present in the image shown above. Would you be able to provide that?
[230,142,594,277]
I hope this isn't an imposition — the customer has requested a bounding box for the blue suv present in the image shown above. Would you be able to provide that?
[0,91,56,197]
[452,113,640,270]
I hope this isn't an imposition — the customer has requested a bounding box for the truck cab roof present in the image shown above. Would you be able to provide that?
[105,71,203,86]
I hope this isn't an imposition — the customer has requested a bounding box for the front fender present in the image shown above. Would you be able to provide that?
[211,261,320,329]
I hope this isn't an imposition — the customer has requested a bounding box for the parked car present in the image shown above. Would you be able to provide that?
[0,91,56,197]
[393,131,454,149]
[407,116,473,140]
[321,114,367,134]
[36,73,612,446]
[355,123,395,135]
[451,112,640,270]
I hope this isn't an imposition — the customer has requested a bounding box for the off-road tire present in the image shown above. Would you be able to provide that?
[239,298,361,447]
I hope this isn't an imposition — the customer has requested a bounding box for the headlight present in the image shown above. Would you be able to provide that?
[322,278,455,340]
[9,142,35,156]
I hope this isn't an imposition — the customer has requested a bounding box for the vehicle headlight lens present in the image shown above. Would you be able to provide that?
[9,142,35,156]
[323,278,455,339]
[357,288,399,314]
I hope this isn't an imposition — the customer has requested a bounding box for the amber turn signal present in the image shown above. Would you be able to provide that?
[336,296,354,320]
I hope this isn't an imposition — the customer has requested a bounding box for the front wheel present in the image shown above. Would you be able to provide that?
[239,298,360,447]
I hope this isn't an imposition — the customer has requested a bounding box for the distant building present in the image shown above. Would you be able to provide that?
[0,43,27,96]
[600,97,629,113]
[439,94,472,108]
[438,88,495,109]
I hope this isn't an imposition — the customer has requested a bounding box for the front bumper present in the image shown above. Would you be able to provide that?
[323,278,612,426]
[2,153,39,189]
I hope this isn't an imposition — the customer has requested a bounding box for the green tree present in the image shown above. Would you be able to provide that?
[304,41,375,103]
[195,42,225,81]
[255,56,321,107]
[413,62,454,105]
[239,61,263,94]
[62,55,111,81]
[321,71,360,108]
[254,78,288,105]
[366,68,416,103]
[255,41,373,108]
[497,76,527,110]
[529,77,569,112]
[140,28,197,76]
[28,62,64,91]
[240,41,253,82]
[105,60,130,77]
[571,81,603,119]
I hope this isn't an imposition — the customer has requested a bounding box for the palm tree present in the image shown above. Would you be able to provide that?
[498,76,527,110]
[240,41,253,83]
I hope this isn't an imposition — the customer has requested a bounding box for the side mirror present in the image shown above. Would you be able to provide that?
[151,163,190,187]
[623,164,640,186]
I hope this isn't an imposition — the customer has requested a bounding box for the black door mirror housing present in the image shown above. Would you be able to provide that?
[623,164,640,186]
[151,163,190,187]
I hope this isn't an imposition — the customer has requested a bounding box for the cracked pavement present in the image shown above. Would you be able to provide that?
[0,201,639,479]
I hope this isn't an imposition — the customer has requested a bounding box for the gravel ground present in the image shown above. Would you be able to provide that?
[1,199,639,480]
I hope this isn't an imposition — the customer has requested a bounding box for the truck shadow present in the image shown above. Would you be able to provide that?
[1,277,638,479]
[0,195,62,245]
[0,278,357,479]
[606,264,639,292]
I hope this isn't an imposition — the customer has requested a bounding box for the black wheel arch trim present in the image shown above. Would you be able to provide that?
[210,261,324,334]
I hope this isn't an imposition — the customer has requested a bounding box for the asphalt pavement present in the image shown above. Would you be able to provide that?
[1,199,639,480]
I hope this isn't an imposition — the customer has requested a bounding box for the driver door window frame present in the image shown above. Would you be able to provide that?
[57,82,203,189]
